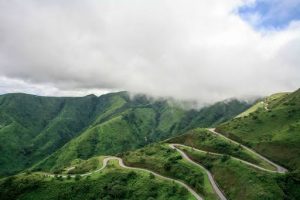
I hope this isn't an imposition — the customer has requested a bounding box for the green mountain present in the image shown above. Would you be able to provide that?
[216,89,300,170]
[0,159,195,200]
[0,92,251,176]
[1,89,300,200]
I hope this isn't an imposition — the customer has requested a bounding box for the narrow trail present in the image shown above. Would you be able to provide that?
[43,128,288,200]
[45,157,203,200]
[170,144,227,200]
[208,128,288,173]
[168,128,288,200]
[173,143,277,173]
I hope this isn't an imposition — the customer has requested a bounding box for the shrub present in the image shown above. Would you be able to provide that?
[164,162,172,171]
[221,154,230,162]
[127,171,137,179]
[75,175,81,181]
[149,173,155,179]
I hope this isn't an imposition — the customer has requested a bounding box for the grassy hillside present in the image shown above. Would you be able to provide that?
[167,128,276,170]
[33,108,157,172]
[0,159,195,200]
[0,92,131,176]
[179,146,300,200]
[174,99,251,133]
[0,92,251,176]
[216,89,300,170]
[166,126,299,200]
[0,94,96,176]
[122,143,219,200]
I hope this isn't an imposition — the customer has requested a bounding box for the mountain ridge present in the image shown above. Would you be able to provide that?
[0,91,252,176]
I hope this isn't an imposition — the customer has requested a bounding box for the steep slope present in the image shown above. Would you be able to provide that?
[174,99,251,133]
[34,98,251,172]
[178,145,285,200]
[167,128,276,170]
[122,143,219,200]
[34,108,157,172]
[0,92,127,176]
[0,92,251,176]
[216,88,300,170]
[0,160,195,200]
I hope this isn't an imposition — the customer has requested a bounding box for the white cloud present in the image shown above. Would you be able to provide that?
[0,76,111,97]
[0,0,299,103]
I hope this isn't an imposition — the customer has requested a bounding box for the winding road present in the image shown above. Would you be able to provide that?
[173,143,278,173]
[208,128,288,173]
[44,128,288,200]
[46,156,203,200]
[170,144,227,200]
[167,129,288,200]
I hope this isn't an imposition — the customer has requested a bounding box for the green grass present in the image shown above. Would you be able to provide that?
[32,108,158,172]
[167,128,276,170]
[0,92,120,176]
[174,99,251,133]
[179,145,286,200]
[0,91,251,177]
[63,156,104,174]
[122,143,218,200]
[217,89,300,170]
[0,159,195,200]
[235,101,264,118]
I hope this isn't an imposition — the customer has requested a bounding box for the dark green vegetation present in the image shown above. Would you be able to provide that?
[0,92,250,176]
[179,145,300,200]
[0,160,195,200]
[122,143,218,200]
[2,88,300,200]
[167,128,276,170]
[217,89,300,171]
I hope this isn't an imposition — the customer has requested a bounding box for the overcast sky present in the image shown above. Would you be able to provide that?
[0,0,299,103]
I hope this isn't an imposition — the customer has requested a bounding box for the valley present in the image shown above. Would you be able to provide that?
[0,89,300,200]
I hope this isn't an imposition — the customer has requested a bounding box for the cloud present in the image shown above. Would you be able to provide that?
[0,0,299,103]
[0,77,112,97]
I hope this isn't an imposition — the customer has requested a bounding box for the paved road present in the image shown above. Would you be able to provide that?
[173,143,277,173]
[45,157,111,178]
[169,144,227,200]
[208,128,288,173]
[43,128,288,200]
[45,156,203,200]
[117,157,203,200]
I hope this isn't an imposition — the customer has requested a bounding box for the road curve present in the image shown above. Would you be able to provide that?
[173,143,278,173]
[45,157,203,200]
[43,128,287,200]
[169,144,227,200]
[208,128,288,173]
[117,157,203,200]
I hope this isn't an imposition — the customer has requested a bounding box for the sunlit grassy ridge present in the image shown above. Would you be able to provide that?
[167,128,276,170]
[0,159,195,200]
[179,145,284,200]
[0,91,251,176]
[235,93,289,118]
[1,89,300,200]
[122,143,218,200]
[217,89,300,170]
[64,156,105,174]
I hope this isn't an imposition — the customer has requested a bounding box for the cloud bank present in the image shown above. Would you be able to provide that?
[0,0,299,103]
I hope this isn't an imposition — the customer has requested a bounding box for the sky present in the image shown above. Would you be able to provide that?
[0,0,299,104]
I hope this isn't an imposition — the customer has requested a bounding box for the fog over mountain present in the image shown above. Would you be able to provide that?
[0,0,299,104]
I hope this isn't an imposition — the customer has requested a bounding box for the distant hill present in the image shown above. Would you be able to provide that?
[216,88,300,170]
[0,92,251,176]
